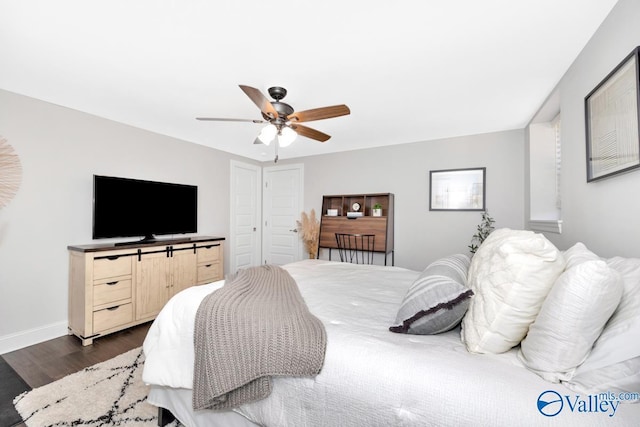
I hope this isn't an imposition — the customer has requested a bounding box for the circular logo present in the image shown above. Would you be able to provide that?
[537,390,563,417]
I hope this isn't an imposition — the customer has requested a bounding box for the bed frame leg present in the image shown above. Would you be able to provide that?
[158,407,176,426]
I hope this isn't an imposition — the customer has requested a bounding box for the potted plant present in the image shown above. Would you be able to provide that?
[372,203,383,217]
[469,211,495,255]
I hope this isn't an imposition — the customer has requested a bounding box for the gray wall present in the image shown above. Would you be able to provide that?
[0,89,253,353]
[528,0,640,258]
[285,129,525,271]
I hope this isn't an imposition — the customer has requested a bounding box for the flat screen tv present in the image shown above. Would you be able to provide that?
[93,175,197,243]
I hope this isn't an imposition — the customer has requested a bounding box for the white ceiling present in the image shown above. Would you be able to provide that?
[0,1,618,162]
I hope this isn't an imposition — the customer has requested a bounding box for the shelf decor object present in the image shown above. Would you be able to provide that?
[430,168,486,211]
[585,46,640,182]
[0,136,22,209]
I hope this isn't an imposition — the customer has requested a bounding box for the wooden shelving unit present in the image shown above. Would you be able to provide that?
[318,193,394,265]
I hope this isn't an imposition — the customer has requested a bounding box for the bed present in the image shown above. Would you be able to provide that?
[142,258,640,426]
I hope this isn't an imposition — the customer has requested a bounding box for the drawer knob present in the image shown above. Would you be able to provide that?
[106,281,119,286]
[106,305,120,311]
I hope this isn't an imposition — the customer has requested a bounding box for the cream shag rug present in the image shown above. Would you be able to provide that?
[13,347,179,427]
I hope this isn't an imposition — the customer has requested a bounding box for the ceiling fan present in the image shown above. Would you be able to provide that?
[196,85,350,162]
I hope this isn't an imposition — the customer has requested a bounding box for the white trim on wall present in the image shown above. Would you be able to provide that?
[0,321,68,355]
[528,219,563,234]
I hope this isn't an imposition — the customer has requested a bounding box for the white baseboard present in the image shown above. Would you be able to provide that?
[0,321,68,355]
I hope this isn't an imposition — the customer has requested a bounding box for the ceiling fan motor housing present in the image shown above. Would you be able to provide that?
[260,87,292,122]
[263,101,294,121]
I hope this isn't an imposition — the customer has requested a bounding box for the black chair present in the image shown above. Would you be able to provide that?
[335,233,375,264]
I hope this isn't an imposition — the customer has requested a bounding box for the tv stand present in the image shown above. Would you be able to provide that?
[68,236,225,345]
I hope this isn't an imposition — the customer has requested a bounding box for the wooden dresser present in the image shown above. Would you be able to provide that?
[68,236,224,345]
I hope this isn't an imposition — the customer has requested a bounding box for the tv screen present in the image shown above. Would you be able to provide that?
[93,175,197,242]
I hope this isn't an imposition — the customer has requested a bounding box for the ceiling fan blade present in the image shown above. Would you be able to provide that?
[291,124,331,142]
[239,85,279,119]
[196,117,264,123]
[287,104,350,123]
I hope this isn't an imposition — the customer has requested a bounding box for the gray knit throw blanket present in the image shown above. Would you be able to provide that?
[192,264,327,411]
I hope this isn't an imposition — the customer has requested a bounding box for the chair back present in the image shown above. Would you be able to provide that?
[335,233,375,264]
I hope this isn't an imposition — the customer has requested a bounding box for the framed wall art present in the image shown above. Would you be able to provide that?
[429,167,485,211]
[585,46,640,182]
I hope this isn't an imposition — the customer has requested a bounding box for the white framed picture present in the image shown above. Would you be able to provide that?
[429,167,485,211]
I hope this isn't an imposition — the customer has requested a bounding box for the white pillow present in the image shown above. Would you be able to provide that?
[461,228,565,354]
[564,356,640,401]
[563,241,600,269]
[518,258,623,382]
[564,256,640,396]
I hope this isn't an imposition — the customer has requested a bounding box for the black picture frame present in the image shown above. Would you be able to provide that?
[585,46,640,182]
[429,167,486,211]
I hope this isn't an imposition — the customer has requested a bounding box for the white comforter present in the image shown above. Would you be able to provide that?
[143,260,640,426]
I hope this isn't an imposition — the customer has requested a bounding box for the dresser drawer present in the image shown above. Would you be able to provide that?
[197,244,221,264]
[197,263,222,284]
[93,256,132,280]
[93,278,132,307]
[93,303,133,334]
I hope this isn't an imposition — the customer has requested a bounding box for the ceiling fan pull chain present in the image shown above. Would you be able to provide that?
[274,140,279,163]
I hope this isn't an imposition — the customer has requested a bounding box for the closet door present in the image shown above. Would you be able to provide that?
[262,163,304,265]
[230,160,261,273]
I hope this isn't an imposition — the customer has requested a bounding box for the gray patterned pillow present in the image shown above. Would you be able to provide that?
[390,254,473,335]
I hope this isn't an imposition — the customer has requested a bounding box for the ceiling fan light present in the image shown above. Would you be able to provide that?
[258,124,277,145]
[278,126,297,147]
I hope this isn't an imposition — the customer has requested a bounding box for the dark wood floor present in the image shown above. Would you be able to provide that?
[2,322,152,389]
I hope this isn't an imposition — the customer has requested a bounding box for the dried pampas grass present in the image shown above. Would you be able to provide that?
[297,209,320,259]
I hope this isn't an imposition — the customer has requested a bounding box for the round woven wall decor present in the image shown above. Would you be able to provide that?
[0,136,23,209]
